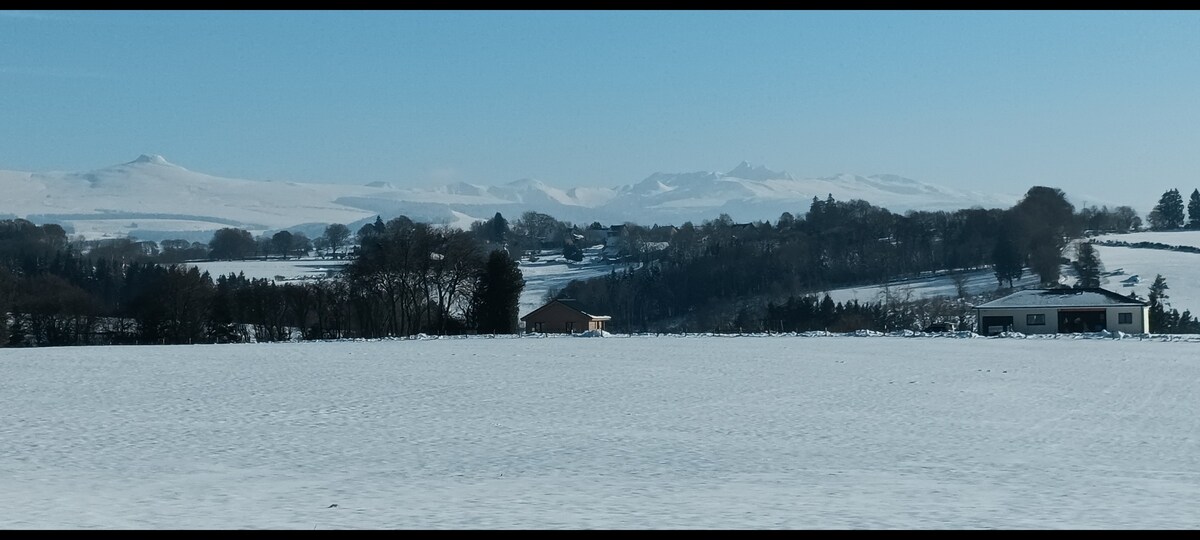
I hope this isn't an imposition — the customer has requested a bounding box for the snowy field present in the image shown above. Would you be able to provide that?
[187,259,350,283]
[71,219,234,241]
[825,268,1042,306]
[1092,244,1200,314]
[3,335,1200,529]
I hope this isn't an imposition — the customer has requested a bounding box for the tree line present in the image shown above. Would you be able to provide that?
[5,182,1197,345]
[0,217,524,347]
[553,187,1157,333]
[1148,187,1200,230]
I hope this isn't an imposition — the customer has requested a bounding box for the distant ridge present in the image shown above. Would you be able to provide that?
[0,155,1027,241]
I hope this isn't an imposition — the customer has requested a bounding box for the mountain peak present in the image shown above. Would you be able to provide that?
[725,161,793,181]
[128,154,174,166]
[506,177,547,189]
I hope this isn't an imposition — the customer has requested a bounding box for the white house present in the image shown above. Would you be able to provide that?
[973,288,1149,336]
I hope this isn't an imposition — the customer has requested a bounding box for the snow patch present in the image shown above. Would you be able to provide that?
[574,329,612,337]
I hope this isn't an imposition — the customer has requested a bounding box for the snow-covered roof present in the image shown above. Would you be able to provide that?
[974,288,1147,309]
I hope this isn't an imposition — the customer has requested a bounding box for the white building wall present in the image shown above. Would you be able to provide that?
[1105,306,1149,334]
[978,306,1149,335]
[978,308,1060,334]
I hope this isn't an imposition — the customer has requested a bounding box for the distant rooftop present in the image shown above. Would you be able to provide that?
[553,298,610,319]
[521,297,612,321]
[974,288,1146,309]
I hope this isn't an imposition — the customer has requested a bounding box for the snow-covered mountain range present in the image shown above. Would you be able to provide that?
[0,155,1022,241]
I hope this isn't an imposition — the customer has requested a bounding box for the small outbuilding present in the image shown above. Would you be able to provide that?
[521,298,611,334]
[973,287,1149,336]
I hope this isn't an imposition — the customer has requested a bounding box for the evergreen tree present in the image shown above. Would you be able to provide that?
[776,211,796,230]
[818,294,836,329]
[1189,189,1200,229]
[562,242,583,262]
[1073,242,1103,288]
[472,250,524,334]
[488,212,510,244]
[1148,274,1170,333]
[1149,188,1185,230]
[0,266,13,346]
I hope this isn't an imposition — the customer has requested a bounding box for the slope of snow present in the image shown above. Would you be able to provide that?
[70,219,237,241]
[439,210,486,232]
[825,268,1044,306]
[1091,244,1200,314]
[602,168,1020,224]
[0,156,383,239]
[517,245,631,318]
[187,258,350,283]
[3,335,1200,529]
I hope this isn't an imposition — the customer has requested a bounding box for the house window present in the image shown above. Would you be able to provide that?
[533,322,543,332]
[565,321,575,332]
[1026,314,1046,326]
[1118,312,1133,324]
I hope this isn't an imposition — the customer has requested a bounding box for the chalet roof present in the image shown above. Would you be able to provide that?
[974,288,1147,309]
[520,298,612,321]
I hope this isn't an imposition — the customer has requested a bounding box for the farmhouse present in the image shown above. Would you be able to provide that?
[973,288,1149,336]
[521,298,612,334]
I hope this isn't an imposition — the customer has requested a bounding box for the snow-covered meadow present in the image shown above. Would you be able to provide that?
[824,268,1042,306]
[3,334,1200,529]
[1081,230,1200,313]
[1091,245,1200,314]
[188,258,350,283]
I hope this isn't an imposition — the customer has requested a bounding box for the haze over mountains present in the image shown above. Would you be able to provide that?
[0,155,1026,242]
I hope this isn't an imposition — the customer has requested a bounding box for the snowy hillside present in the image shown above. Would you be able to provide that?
[1,156,1026,241]
[0,155,384,241]
[4,335,1200,529]
[603,164,1019,224]
[516,245,633,318]
[824,267,1044,306]
[818,238,1200,317]
[1081,230,1200,314]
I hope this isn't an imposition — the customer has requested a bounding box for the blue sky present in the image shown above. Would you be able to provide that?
[3,10,1200,207]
